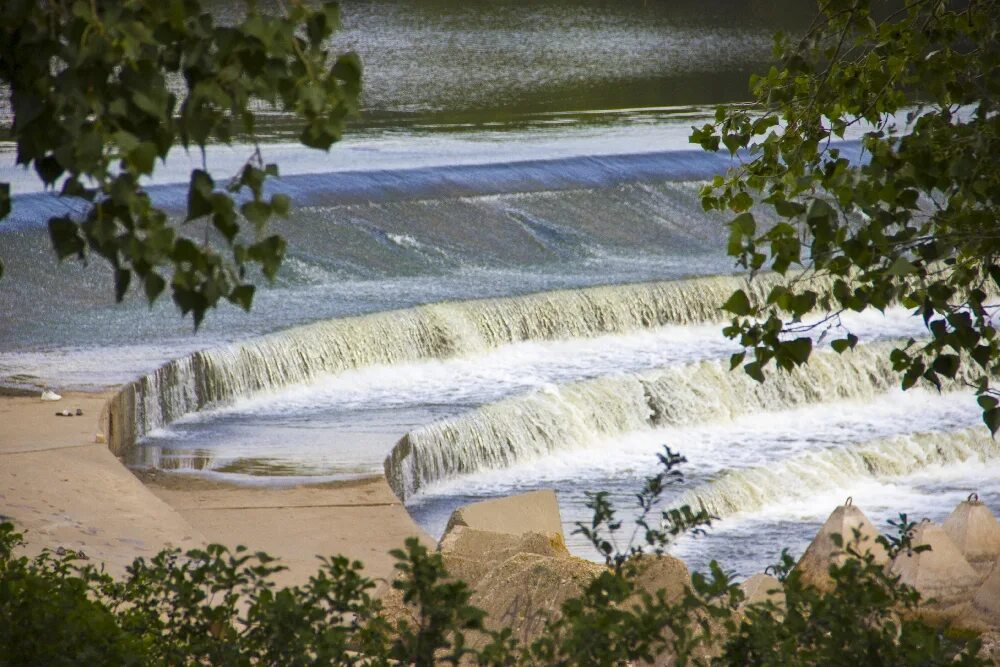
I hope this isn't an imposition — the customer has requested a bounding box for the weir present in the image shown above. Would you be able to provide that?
[383,341,980,500]
[104,273,801,455]
[2,144,863,230]
[673,427,999,519]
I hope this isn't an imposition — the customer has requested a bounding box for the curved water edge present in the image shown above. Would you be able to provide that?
[104,272,806,455]
[671,427,999,521]
[384,341,979,501]
[2,142,866,230]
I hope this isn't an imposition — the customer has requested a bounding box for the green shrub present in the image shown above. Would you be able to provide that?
[0,449,987,665]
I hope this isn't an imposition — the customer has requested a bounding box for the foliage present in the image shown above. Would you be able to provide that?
[2,450,984,665]
[0,521,470,666]
[505,450,985,666]
[0,523,147,666]
[0,0,361,326]
[690,0,1000,430]
[4,449,985,666]
[386,538,485,665]
[721,518,981,666]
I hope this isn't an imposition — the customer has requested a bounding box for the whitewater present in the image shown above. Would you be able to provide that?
[3,0,996,577]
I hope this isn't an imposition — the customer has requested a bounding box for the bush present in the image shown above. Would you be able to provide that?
[0,451,987,665]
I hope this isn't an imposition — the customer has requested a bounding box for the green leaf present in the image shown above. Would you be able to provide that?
[988,265,1000,290]
[730,212,756,237]
[730,191,753,213]
[783,337,812,364]
[114,268,132,302]
[229,284,255,312]
[977,395,998,411]
[270,193,290,217]
[249,235,286,280]
[773,199,806,217]
[172,238,201,264]
[36,156,64,186]
[722,290,752,316]
[0,183,9,220]
[211,194,239,241]
[806,198,833,223]
[241,201,271,228]
[48,217,85,260]
[984,408,1000,436]
[128,142,158,175]
[144,272,166,303]
[187,170,214,221]
[931,354,960,379]
[744,361,765,383]
[887,257,918,276]
[789,291,817,316]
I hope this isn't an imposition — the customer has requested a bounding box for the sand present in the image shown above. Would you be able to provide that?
[0,391,431,586]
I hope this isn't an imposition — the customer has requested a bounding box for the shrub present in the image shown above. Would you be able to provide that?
[0,453,987,666]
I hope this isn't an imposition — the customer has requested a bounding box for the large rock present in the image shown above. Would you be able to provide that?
[942,494,1000,575]
[438,525,569,587]
[795,500,888,591]
[890,521,980,606]
[443,489,564,541]
[739,573,784,611]
[627,553,690,604]
[471,552,605,646]
[971,560,1000,628]
[379,491,578,641]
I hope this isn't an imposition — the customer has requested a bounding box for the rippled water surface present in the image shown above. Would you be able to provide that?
[3,0,997,576]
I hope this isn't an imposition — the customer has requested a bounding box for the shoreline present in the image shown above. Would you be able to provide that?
[0,390,431,586]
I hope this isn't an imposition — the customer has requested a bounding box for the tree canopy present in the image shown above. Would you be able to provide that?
[691,0,999,429]
[0,0,360,326]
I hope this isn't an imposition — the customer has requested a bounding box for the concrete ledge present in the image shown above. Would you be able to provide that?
[443,489,564,540]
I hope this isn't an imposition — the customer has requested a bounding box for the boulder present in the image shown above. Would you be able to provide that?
[739,573,784,611]
[625,555,694,667]
[795,500,888,591]
[890,521,980,605]
[438,525,568,587]
[379,491,576,641]
[942,494,1000,575]
[443,489,564,541]
[971,560,1000,628]
[627,553,690,604]
[470,552,604,646]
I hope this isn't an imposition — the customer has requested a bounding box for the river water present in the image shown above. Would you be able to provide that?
[2,0,996,576]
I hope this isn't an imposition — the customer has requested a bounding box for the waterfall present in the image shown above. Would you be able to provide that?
[673,427,997,519]
[384,342,976,500]
[105,273,808,453]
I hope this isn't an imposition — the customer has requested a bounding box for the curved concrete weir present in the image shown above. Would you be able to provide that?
[103,273,810,455]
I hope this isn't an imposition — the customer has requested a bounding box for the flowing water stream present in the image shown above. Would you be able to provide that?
[3,0,996,577]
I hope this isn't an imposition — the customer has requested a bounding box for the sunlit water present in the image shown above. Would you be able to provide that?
[2,0,995,577]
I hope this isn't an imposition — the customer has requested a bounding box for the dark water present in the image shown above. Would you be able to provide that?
[333,0,816,120]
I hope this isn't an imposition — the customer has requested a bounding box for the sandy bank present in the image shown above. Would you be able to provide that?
[0,392,431,585]
[137,469,432,587]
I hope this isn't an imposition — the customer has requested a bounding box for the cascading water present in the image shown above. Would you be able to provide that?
[8,0,990,580]
[384,341,979,500]
[106,273,807,453]
[673,427,1000,520]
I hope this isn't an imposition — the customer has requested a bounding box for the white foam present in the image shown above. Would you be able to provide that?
[172,303,929,425]
[411,388,980,501]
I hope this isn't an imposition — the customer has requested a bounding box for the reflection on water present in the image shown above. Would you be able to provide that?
[332,0,815,121]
